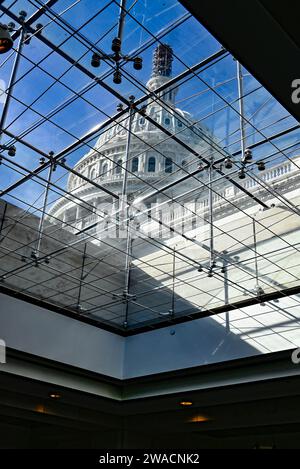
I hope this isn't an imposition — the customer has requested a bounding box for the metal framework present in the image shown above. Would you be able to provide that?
[0,0,299,350]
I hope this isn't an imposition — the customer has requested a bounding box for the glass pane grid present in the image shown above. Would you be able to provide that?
[0,0,299,356]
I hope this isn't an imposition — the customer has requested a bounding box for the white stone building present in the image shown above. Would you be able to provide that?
[48,44,219,239]
[48,44,300,244]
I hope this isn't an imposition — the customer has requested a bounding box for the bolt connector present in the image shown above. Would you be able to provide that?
[90,37,143,85]
[0,144,16,157]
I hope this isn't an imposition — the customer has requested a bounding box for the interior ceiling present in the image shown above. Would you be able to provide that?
[1,350,300,448]
[0,0,299,340]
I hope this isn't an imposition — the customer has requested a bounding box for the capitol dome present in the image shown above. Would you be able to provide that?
[48,44,213,236]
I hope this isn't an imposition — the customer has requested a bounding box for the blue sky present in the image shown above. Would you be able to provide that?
[0,0,298,212]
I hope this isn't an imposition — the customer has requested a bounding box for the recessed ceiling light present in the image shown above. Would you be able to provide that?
[35,404,46,413]
[49,392,61,399]
[179,401,193,407]
[189,415,210,423]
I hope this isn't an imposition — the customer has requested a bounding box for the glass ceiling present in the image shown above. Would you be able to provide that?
[0,0,300,348]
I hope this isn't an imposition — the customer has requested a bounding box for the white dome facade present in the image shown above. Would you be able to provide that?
[48,45,214,237]
[68,105,200,194]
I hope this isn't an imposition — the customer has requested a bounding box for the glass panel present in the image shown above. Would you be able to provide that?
[0,0,298,349]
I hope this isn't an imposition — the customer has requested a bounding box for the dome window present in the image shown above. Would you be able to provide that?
[139,117,145,125]
[102,163,108,177]
[165,117,171,126]
[177,120,183,128]
[148,156,156,173]
[115,159,123,174]
[165,158,173,173]
[132,157,139,173]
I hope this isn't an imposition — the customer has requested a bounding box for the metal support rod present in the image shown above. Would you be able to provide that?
[117,0,127,43]
[0,28,25,136]
[225,105,230,149]
[122,99,134,327]
[237,61,246,157]
[253,217,260,288]
[123,225,132,298]
[123,224,132,328]
[0,201,7,241]
[223,255,230,332]
[208,161,215,269]
[33,162,53,258]
[211,77,216,135]
[76,242,87,311]
[120,99,135,219]
[171,247,176,317]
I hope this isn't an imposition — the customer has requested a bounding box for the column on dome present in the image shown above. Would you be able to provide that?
[63,206,77,231]
[61,211,66,227]
[157,153,163,173]
[107,156,114,176]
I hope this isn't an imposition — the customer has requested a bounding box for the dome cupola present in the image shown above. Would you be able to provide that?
[147,44,178,107]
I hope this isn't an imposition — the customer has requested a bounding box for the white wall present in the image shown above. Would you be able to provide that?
[0,293,124,379]
[123,316,260,378]
[0,294,271,380]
